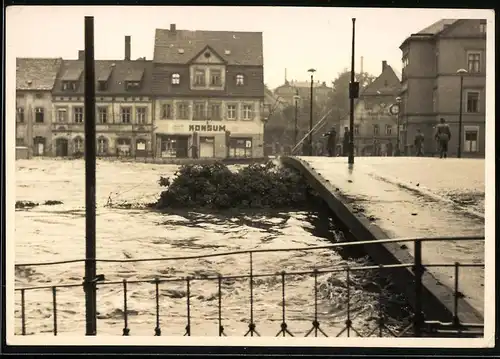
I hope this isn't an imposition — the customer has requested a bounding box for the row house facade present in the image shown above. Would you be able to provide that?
[151,24,266,159]
[340,61,402,156]
[399,19,487,157]
[16,58,63,157]
[51,41,154,157]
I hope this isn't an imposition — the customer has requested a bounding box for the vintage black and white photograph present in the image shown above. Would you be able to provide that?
[5,6,494,347]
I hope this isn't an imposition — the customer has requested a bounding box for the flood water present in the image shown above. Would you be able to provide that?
[14,159,410,337]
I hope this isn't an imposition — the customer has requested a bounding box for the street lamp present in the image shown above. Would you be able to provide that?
[456,68,468,158]
[395,96,402,156]
[293,90,300,147]
[308,68,316,156]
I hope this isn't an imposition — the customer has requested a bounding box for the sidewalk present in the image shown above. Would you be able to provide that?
[296,156,485,316]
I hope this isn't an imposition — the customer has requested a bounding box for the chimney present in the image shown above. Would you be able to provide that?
[382,60,387,72]
[125,36,131,61]
[78,50,84,60]
[170,23,176,32]
[360,56,364,73]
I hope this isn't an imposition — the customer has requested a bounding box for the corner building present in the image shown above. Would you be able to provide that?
[151,24,265,159]
[399,19,486,157]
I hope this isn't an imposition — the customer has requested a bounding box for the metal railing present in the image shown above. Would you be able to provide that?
[14,236,485,337]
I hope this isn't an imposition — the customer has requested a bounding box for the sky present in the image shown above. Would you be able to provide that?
[6,6,492,89]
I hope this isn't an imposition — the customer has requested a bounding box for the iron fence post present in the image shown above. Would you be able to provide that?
[414,239,423,337]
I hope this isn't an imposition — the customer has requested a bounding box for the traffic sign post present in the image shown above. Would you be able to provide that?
[389,103,401,156]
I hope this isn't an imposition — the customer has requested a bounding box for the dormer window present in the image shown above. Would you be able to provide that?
[194,69,205,86]
[126,81,141,91]
[62,81,77,91]
[98,80,107,91]
[171,73,180,85]
[236,74,245,86]
[210,69,221,86]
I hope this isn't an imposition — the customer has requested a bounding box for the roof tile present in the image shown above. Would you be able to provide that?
[52,59,153,96]
[16,58,63,90]
[153,28,263,66]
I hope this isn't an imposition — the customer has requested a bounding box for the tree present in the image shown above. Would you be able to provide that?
[326,69,376,126]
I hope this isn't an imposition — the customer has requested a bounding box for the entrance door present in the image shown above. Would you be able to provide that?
[199,137,215,158]
[55,138,69,157]
[33,137,46,156]
[136,139,147,157]
[175,137,189,158]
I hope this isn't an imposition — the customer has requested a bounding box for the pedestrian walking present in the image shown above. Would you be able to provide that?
[434,118,452,158]
[414,129,425,156]
[323,127,337,157]
[342,126,350,156]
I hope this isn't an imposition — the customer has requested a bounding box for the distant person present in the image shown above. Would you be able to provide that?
[386,141,393,156]
[434,118,452,158]
[342,127,350,156]
[323,127,337,157]
[414,129,425,157]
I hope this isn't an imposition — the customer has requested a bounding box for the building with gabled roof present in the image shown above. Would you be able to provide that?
[16,57,63,158]
[340,60,402,156]
[50,36,154,158]
[399,18,486,157]
[151,24,265,159]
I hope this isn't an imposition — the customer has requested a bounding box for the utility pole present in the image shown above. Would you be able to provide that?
[83,16,98,336]
[308,69,316,156]
[456,68,467,158]
[348,18,359,165]
[294,90,299,147]
[27,104,33,159]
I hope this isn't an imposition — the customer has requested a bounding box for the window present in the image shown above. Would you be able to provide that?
[136,107,147,124]
[120,107,132,123]
[467,52,481,73]
[35,107,44,123]
[177,103,188,119]
[171,73,180,85]
[194,69,205,86]
[56,108,68,123]
[98,107,108,123]
[126,81,141,91]
[161,104,173,119]
[62,81,77,91]
[466,91,480,113]
[209,103,221,120]
[226,104,237,120]
[236,74,244,86]
[74,137,84,153]
[385,124,392,135]
[479,21,486,33]
[373,124,380,135]
[210,69,221,86]
[98,81,107,91]
[97,137,109,155]
[74,107,84,123]
[242,104,253,120]
[17,108,24,123]
[354,124,359,135]
[229,138,252,158]
[464,127,479,152]
[193,102,206,120]
[16,138,25,146]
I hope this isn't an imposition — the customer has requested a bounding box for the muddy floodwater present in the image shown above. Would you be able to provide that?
[14,159,409,337]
